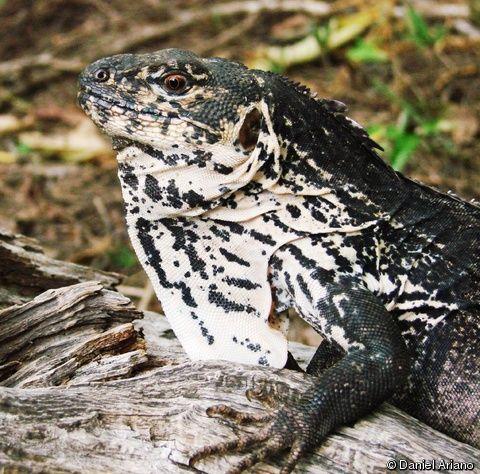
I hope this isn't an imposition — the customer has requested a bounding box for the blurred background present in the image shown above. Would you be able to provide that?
[1,0,479,344]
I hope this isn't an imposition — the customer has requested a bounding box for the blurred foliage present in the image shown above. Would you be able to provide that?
[346,39,389,64]
[0,0,478,280]
[471,0,480,25]
[405,4,446,47]
[249,4,386,71]
[108,245,138,270]
[244,1,476,171]
[15,141,32,156]
[369,80,446,171]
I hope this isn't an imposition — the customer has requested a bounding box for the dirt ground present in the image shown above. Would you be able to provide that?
[1,0,479,344]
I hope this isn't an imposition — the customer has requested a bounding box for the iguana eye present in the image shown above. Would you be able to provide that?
[94,68,110,82]
[162,73,189,94]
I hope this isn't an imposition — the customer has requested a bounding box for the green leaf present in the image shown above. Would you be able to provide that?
[346,39,388,63]
[313,22,331,50]
[366,123,389,149]
[389,132,420,171]
[406,5,445,47]
[366,123,387,137]
[418,117,441,136]
[108,246,137,269]
[269,62,286,74]
[210,12,223,29]
[15,141,32,155]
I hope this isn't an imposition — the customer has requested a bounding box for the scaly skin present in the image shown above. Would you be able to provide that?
[78,49,480,472]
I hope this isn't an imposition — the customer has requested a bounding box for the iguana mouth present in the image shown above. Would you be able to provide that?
[78,86,221,145]
[78,88,170,119]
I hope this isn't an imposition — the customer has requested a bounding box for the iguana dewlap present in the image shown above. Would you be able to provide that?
[78,49,479,472]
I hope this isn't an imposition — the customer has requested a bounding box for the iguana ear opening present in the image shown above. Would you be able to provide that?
[238,108,262,152]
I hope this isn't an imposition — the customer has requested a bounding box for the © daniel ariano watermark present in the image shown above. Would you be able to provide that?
[386,459,475,471]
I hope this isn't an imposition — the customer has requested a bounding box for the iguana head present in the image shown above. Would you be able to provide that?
[78,48,289,217]
[78,49,267,153]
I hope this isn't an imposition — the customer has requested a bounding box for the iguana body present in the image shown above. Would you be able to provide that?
[78,49,479,472]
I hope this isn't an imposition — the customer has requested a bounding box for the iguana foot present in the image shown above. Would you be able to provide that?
[189,402,319,474]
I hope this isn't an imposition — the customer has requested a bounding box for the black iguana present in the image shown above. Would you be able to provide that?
[78,49,479,473]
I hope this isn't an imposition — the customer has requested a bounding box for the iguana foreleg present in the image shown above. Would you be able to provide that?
[190,287,411,473]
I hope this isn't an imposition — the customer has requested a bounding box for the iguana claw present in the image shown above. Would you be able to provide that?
[190,402,316,473]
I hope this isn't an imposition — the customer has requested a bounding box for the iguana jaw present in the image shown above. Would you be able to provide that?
[77,85,222,152]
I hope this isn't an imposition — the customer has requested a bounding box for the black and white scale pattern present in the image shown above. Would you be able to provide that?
[79,48,479,453]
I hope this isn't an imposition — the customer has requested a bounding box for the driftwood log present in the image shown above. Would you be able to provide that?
[0,232,479,473]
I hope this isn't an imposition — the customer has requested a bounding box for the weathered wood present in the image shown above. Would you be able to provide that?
[0,280,478,473]
[0,281,144,388]
[0,229,121,308]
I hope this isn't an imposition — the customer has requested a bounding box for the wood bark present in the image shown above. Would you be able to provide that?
[0,235,478,473]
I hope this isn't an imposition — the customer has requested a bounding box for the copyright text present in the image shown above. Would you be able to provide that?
[386,459,475,471]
